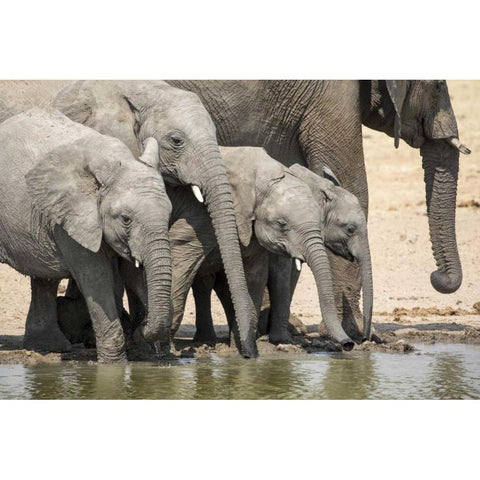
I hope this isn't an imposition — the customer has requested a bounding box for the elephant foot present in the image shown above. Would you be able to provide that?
[96,343,127,363]
[96,330,127,363]
[268,329,294,346]
[193,329,218,345]
[97,352,128,364]
[23,325,72,353]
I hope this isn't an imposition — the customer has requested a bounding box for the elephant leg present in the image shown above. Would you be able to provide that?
[23,277,72,353]
[60,259,131,347]
[266,255,295,344]
[55,229,126,363]
[192,273,218,344]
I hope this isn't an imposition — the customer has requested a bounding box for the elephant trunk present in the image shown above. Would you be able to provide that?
[195,142,258,358]
[421,139,462,294]
[138,230,173,344]
[354,237,374,340]
[304,235,354,350]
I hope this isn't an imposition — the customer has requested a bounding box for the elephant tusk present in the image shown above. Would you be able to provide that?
[191,185,204,203]
[447,137,471,155]
[135,259,140,268]
[295,258,302,272]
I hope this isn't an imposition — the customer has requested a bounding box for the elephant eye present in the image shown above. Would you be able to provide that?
[169,133,184,148]
[121,214,132,226]
[277,219,288,231]
[346,224,356,235]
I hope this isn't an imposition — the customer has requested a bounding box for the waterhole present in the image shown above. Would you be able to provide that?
[0,343,479,399]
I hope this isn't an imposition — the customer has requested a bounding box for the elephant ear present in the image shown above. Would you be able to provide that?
[227,166,257,248]
[288,164,335,203]
[25,144,104,253]
[54,81,142,158]
[385,80,408,149]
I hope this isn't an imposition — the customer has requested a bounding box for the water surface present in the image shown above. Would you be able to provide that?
[1,343,479,399]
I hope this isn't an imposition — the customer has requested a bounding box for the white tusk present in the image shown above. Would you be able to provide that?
[191,185,204,203]
[447,137,471,155]
[135,259,140,268]
[295,258,302,272]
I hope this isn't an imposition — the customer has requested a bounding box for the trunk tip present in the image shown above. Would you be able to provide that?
[430,270,462,294]
[239,339,259,358]
[341,340,355,351]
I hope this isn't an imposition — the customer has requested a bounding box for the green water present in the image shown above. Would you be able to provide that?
[1,343,479,399]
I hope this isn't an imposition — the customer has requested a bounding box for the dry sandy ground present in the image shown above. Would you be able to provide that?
[0,80,479,359]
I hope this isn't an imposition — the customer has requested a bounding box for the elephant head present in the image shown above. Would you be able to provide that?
[25,134,173,345]
[222,147,355,350]
[361,80,469,294]
[289,164,373,340]
[53,81,257,357]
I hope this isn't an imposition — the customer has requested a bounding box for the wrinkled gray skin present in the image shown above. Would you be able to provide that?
[0,108,172,363]
[53,81,257,357]
[192,154,373,346]
[0,80,69,123]
[117,147,372,351]
[167,80,468,341]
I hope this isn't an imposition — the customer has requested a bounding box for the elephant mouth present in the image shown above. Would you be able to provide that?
[326,244,355,263]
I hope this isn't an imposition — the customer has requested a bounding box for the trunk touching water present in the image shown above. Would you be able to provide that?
[357,238,373,340]
[421,139,462,294]
[194,142,258,358]
[139,232,173,344]
[304,236,354,350]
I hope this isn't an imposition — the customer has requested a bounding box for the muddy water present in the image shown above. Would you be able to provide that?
[0,343,479,399]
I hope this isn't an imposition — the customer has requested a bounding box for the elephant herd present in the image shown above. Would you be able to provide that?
[0,80,469,363]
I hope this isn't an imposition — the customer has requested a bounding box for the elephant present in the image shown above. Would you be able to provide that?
[0,108,172,363]
[166,80,469,342]
[191,153,373,346]
[53,80,257,357]
[0,80,69,123]
[117,146,372,351]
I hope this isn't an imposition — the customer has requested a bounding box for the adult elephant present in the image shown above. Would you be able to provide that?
[0,108,172,362]
[53,81,257,357]
[166,80,469,340]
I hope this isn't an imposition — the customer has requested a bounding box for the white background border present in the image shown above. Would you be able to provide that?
[1,1,479,478]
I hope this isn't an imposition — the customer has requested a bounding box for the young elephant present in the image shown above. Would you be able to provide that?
[54,81,257,358]
[0,108,172,362]
[120,147,369,350]
[191,152,373,346]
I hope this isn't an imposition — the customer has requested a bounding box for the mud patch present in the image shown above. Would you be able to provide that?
[376,306,477,318]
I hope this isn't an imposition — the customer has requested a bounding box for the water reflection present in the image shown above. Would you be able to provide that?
[318,352,378,399]
[0,343,479,400]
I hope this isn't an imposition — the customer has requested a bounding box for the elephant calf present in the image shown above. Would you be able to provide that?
[190,149,373,347]
[120,146,372,351]
[0,108,172,362]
